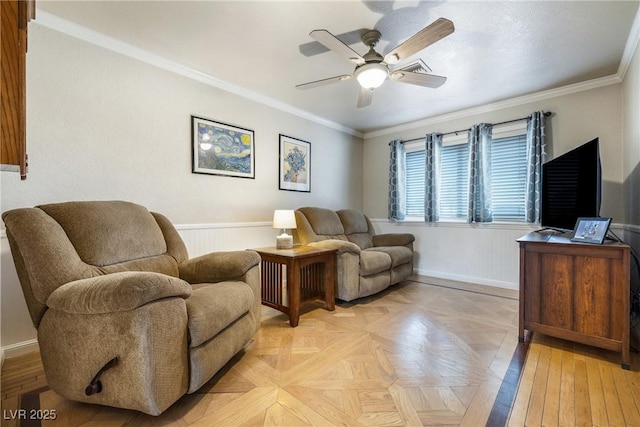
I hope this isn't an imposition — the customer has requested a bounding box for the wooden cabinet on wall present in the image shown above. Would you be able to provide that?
[518,232,631,369]
[1,0,34,180]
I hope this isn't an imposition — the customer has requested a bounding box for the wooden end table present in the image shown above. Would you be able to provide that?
[253,245,336,327]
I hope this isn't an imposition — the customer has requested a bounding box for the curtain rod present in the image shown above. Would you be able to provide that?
[396,111,553,144]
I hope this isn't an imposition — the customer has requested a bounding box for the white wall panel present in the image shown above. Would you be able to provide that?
[373,219,537,289]
[176,223,274,256]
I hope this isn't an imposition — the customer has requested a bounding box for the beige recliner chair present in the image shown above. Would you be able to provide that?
[2,200,261,415]
[294,207,415,301]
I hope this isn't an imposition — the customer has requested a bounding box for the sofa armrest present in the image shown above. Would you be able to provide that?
[179,250,261,284]
[308,239,361,255]
[47,271,192,315]
[373,233,415,247]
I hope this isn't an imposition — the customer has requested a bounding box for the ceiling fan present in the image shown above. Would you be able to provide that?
[296,18,455,108]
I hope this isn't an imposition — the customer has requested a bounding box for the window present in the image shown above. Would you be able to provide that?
[403,125,529,222]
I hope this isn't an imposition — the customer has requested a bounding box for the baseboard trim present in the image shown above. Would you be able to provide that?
[409,274,519,300]
[2,339,39,359]
[413,268,518,292]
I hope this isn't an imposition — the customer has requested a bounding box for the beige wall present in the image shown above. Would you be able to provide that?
[364,84,625,221]
[621,33,640,303]
[623,36,640,225]
[0,24,363,353]
[362,83,625,289]
[1,24,364,222]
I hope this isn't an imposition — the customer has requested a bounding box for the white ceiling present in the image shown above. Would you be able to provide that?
[36,1,640,135]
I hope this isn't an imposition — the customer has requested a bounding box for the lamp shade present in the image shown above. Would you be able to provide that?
[355,63,388,90]
[273,210,297,230]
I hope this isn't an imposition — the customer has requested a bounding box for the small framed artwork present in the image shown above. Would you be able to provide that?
[279,134,310,192]
[570,217,612,244]
[192,115,255,179]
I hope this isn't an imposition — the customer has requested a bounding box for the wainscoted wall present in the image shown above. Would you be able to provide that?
[374,219,634,290]
[0,221,277,358]
[2,219,638,357]
[176,222,274,256]
[373,219,538,289]
[0,218,534,357]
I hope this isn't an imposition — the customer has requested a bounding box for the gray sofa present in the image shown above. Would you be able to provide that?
[294,207,415,301]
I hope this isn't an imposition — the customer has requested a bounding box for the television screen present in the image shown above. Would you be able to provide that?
[540,138,602,231]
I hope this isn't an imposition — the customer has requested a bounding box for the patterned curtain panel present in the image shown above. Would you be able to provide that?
[388,139,406,221]
[467,123,493,223]
[525,111,547,223]
[424,133,443,222]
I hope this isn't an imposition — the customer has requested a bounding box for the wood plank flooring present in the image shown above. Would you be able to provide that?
[507,332,640,426]
[3,276,636,426]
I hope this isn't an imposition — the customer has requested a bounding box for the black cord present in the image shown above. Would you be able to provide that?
[607,229,623,242]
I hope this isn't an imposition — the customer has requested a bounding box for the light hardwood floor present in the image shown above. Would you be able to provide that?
[1,277,637,426]
[507,332,640,426]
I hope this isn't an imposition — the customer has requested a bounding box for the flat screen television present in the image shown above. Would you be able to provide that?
[540,138,602,232]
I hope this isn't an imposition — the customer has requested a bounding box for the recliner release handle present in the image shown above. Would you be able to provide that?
[85,357,118,396]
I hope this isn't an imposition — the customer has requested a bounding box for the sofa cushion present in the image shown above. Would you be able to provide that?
[337,209,373,249]
[360,250,392,276]
[297,207,346,238]
[37,200,167,267]
[368,246,413,268]
[345,233,373,250]
[186,281,254,347]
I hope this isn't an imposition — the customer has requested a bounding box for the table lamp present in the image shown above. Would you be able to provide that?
[273,210,297,249]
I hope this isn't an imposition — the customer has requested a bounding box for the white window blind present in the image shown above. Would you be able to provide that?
[439,143,469,220]
[401,127,529,222]
[491,134,527,220]
[406,150,425,217]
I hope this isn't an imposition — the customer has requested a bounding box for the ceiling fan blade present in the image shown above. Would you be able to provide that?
[357,87,373,108]
[390,71,447,88]
[310,29,366,65]
[299,28,368,56]
[296,74,353,90]
[384,18,455,64]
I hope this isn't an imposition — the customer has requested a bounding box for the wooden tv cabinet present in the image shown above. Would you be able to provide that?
[517,231,631,369]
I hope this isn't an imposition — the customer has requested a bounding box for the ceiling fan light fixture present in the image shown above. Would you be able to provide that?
[355,63,388,90]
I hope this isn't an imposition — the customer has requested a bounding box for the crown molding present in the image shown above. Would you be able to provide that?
[362,74,623,140]
[33,11,362,139]
[30,4,640,144]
